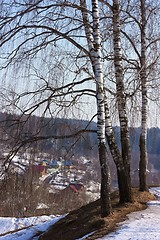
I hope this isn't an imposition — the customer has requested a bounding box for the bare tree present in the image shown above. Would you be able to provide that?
[120,0,160,191]
[80,0,112,216]
[98,0,132,203]
[112,0,132,202]
[0,0,113,216]
[139,0,148,191]
[91,0,112,216]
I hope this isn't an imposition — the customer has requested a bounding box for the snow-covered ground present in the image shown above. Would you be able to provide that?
[96,187,160,240]
[0,215,64,240]
[0,187,160,240]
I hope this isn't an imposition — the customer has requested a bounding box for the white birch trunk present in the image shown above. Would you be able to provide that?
[112,0,132,202]
[139,0,148,191]
[81,0,132,204]
[81,0,112,216]
[92,0,112,216]
[113,0,130,166]
[112,0,132,183]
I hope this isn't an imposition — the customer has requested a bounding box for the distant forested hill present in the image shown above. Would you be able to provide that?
[0,112,160,170]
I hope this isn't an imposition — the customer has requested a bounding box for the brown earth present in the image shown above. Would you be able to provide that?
[37,188,156,240]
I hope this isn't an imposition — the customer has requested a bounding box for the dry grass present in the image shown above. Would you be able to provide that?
[38,188,156,240]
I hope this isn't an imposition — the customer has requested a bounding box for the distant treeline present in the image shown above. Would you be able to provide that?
[0,112,160,165]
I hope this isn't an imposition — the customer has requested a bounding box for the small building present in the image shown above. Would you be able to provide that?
[50,160,59,168]
[68,183,84,194]
[62,160,74,171]
[33,165,46,176]
[47,160,60,174]
[41,161,47,176]
[33,160,49,176]
[42,159,49,165]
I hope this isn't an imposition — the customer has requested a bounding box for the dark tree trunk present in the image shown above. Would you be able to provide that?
[105,98,132,203]
[117,167,133,203]
[99,142,112,217]
[139,135,148,191]
[111,0,132,202]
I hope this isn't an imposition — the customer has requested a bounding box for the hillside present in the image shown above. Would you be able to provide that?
[38,188,156,240]
[0,112,160,220]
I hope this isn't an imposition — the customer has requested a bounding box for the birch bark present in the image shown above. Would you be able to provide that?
[139,0,148,191]
[105,99,132,203]
[112,0,132,202]
[93,0,113,216]
[80,0,112,216]
[81,0,132,204]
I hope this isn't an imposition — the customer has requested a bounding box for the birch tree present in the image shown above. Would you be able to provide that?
[81,0,112,213]
[0,0,113,216]
[138,0,160,191]
[112,0,132,201]
[121,0,160,191]
[80,0,112,216]
[0,0,140,210]
[91,0,112,215]
[139,0,148,191]
[80,0,134,204]
[99,0,132,203]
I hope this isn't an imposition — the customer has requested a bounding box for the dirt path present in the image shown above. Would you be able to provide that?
[38,188,156,240]
[96,188,160,240]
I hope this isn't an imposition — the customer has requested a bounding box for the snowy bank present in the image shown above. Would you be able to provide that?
[0,215,64,240]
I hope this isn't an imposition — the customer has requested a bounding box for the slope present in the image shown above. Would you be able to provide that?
[38,188,156,240]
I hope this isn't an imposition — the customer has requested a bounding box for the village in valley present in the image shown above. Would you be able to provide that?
[1,150,101,217]
[1,135,160,219]
[34,157,86,193]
